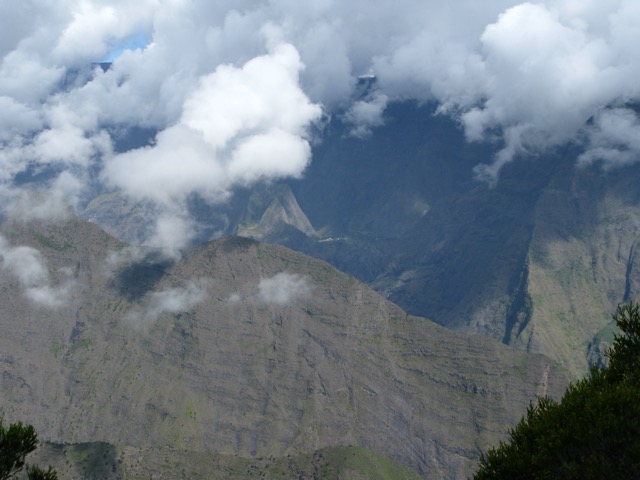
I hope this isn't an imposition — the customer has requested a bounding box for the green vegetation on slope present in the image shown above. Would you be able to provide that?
[0,216,569,479]
[474,302,640,479]
[34,443,420,480]
[522,163,640,377]
[0,418,57,480]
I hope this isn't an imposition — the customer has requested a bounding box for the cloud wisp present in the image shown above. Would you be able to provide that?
[578,108,640,169]
[101,37,321,248]
[226,272,311,306]
[1,0,640,242]
[124,279,209,330]
[0,235,75,308]
[258,272,311,306]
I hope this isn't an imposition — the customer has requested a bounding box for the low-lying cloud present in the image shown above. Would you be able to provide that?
[124,279,209,330]
[258,272,310,306]
[0,235,74,307]
[578,108,640,169]
[1,0,640,243]
[343,91,389,138]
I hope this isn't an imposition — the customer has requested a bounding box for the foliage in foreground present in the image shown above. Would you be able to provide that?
[0,419,58,480]
[474,302,640,479]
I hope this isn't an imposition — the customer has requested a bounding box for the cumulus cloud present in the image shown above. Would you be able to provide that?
[258,272,310,305]
[2,0,640,239]
[103,40,320,204]
[8,188,75,224]
[25,283,74,309]
[343,90,389,138]
[458,1,640,181]
[224,272,310,305]
[124,279,209,330]
[0,235,74,307]
[105,244,151,268]
[578,108,640,168]
[53,2,155,64]
[100,38,320,246]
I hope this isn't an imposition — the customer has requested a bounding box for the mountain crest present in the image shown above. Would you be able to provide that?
[237,183,318,240]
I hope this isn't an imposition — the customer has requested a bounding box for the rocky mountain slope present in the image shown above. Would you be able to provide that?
[77,100,640,378]
[32,443,421,480]
[0,214,568,479]
[512,160,640,376]
[276,103,640,377]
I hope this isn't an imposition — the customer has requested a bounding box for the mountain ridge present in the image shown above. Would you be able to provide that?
[73,100,640,378]
[0,213,569,478]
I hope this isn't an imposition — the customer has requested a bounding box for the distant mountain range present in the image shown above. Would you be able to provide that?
[0,214,567,479]
[284,101,640,377]
[81,100,640,377]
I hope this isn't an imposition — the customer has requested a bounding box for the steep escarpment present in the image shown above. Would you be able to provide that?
[0,215,568,479]
[515,161,640,376]
[75,100,640,380]
[285,103,640,377]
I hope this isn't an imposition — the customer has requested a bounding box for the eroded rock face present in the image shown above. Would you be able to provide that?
[0,216,568,479]
[77,100,640,381]
[281,102,640,377]
[514,161,640,376]
[237,183,318,240]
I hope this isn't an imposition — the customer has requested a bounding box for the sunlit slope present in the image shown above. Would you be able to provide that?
[33,443,421,480]
[0,214,567,478]
[512,161,640,376]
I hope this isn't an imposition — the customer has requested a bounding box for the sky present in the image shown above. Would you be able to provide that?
[1,0,640,250]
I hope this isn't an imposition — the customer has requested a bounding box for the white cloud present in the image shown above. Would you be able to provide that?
[104,245,164,273]
[457,1,640,181]
[102,38,321,247]
[0,239,48,286]
[124,279,209,330]
[102,125,220,206]
[8,187,75,224]
[146,214,196,253]
[227,128,313,185]
[33,125,102,167]
[258,272,310,305]
[0,51,64,104]
[0,235,74,308]
[0,96,42,141]
[227,292,241,304]
[343,91,389,138]
[578,108,640,168]
[1,0,640,236]
[51,1,156,65]
[25,283,73,308]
